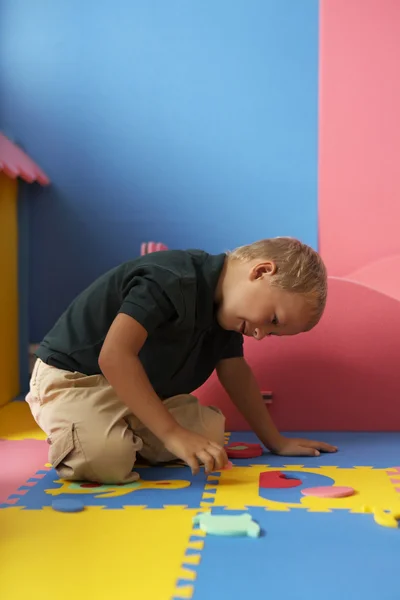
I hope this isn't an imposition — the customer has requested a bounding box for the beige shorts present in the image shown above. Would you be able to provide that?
[26,359,225,484]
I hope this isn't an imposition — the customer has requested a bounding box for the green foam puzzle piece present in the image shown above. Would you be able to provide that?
[193,511,260,538]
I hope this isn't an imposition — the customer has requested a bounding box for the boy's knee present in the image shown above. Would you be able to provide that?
[49,425,140,484]
[83,437,139,483]
[200,405,226,446]
[165,395,226,447]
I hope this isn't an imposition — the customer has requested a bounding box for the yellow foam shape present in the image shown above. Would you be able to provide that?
[374,511,398,528]
[212,465,400,513]
[46,478,190,499]
[0,506,197,600]
[0,401,47,440]
[361,505,400,528]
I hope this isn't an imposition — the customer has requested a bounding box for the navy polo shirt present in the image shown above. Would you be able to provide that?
[36,250,243,398]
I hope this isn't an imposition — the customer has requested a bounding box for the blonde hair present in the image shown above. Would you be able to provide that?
[229,237,327,329]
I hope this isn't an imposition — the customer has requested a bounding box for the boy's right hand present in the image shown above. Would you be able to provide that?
[163,427,228,475]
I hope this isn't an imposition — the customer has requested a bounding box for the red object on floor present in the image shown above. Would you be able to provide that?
[259,470,302,489]
[226,442,263,459]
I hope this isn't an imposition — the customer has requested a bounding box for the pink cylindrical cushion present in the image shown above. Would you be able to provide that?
[301,486,355,498]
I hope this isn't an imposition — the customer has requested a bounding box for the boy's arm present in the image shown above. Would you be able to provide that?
[99,314,228,473]
[216,357,337,456]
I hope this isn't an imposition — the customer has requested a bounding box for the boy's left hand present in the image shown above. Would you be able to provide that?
[272,436,337,457]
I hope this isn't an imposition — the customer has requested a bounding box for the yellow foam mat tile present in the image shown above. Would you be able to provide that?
[182,553,201,566]
[0,401,46,440]
[187,539,204,551]
[173,585,194,599]
[212,465,400,513]
[0,506,198,600]
[191,527,206,536]
[178,567,196,581]
[201,492,216,500]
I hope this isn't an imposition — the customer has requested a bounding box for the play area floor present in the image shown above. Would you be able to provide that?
[1,401,400,600]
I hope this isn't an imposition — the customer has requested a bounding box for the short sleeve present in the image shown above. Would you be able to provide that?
[118,276,177,336]
[220,332,244,360]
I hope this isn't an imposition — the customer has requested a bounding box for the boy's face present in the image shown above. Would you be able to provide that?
[217,260,312,339]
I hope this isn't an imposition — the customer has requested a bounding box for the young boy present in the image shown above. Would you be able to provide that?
[26,237,337,484]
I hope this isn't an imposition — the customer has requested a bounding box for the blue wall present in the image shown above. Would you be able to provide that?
[0,0,319,342]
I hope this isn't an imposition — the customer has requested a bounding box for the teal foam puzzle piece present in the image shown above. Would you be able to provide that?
[193,511,260,538]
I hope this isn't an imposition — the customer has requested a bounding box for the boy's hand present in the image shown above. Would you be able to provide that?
[163,427,228,475]
[272,436,337,457]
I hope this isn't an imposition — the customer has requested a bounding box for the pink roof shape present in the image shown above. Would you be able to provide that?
[0,133,50,185]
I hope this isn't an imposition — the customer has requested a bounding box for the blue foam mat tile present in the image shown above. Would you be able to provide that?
[5,464,209,509]
[192,508,400,600]
[228,431,400,468]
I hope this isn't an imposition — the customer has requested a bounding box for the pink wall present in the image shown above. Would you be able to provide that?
[319,0,400,277]
[198,0,400,431]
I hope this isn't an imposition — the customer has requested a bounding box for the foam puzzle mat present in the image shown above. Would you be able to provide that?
[1,401,400,600]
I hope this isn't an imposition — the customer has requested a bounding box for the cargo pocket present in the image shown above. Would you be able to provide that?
[48,425,75,472]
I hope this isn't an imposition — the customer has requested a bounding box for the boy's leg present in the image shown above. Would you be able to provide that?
[131,394,226,464]
[26,360,142,483]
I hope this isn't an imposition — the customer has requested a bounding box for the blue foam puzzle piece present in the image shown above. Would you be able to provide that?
[52,499,85,513]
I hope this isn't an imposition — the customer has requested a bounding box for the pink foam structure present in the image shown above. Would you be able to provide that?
[140,241,168,256]
[0,439,49,504]
[345,256,400,302]
[0,133,50,185]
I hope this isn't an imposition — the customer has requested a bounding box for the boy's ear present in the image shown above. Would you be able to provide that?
[250,261,277,281]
